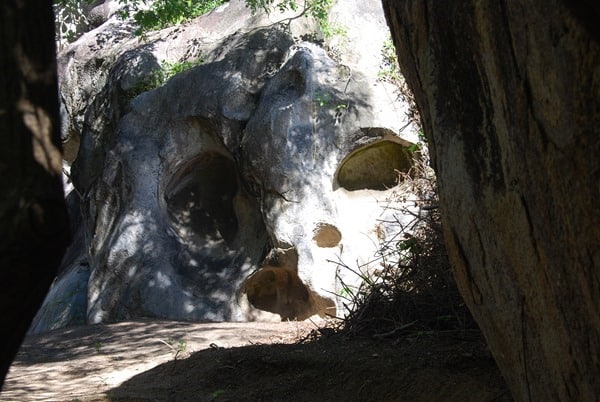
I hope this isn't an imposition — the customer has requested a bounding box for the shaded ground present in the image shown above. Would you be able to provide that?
[2,320,512,402]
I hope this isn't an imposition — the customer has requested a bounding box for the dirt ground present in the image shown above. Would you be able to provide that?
[1,319,512,402]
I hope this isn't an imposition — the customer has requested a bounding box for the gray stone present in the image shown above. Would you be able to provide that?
[34,0,420,330]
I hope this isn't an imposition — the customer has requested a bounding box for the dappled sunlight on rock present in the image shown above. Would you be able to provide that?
[34,0,421,332]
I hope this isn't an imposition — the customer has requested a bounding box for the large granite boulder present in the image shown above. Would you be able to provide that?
[240,42,417,319]
[30,0,420,332]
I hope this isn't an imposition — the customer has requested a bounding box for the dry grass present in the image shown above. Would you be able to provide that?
[329,151,479,341]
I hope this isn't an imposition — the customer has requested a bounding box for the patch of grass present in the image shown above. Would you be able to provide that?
[210,389,227,399]
[314,91,332,107]
[160,337,188,359]
[93,341,102,353]
[125,58,204,102]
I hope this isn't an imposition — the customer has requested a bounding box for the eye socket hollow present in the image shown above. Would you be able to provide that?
[335,140,413,191]
[164,152,239,244]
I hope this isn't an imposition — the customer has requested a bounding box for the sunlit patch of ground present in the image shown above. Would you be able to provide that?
[1,320,314,401]
[1,319,511,402]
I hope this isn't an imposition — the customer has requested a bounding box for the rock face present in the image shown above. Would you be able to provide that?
[382,1,599,401]
[31,0,420,332]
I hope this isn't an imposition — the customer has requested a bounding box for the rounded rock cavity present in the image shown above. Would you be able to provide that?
[336,140,413,191]
[312,222,342,248]
[164,151,239,244]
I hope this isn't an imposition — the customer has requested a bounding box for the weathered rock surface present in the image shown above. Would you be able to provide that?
[382,1,599,401]
[31,0,420,332]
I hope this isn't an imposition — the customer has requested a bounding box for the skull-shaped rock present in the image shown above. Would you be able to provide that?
[31,3,419,332]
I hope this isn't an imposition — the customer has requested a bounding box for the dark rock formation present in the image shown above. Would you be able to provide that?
[382,1,599,401]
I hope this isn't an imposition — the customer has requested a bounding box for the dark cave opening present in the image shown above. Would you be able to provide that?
[164,151,239,244]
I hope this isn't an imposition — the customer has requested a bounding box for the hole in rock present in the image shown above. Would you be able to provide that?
[336,140,413,191]
[164,152,239,244]
[242,266,335,321]
[312,223,342,247]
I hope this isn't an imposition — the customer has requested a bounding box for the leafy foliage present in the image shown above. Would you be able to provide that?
[118,0,226,35]
[377,38,403,86]
[53,0,93,49]
[117,0,333,36]
[54,0,335,46]
[246,0,334,37]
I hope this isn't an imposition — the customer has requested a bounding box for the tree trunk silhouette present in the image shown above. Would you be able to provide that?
[0,0,70,388]
[382,1,599,401]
